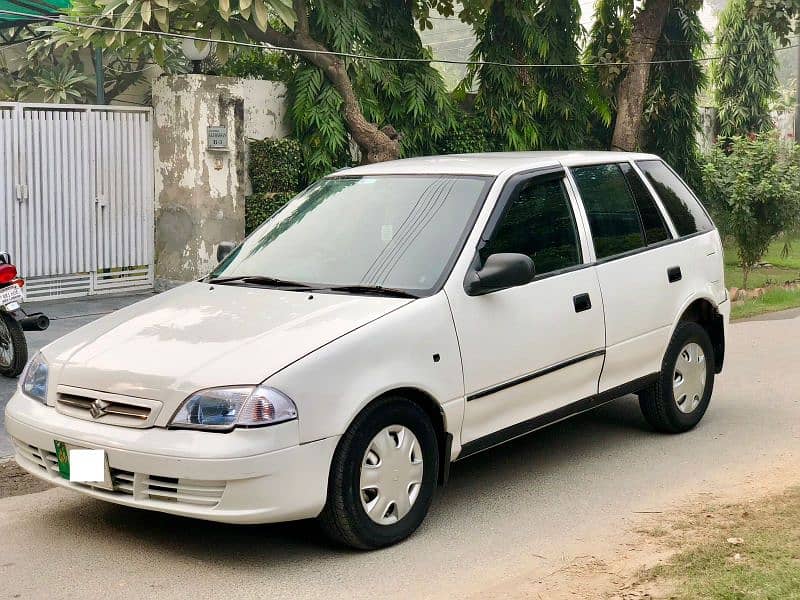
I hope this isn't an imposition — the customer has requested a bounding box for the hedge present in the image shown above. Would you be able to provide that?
[245,191,295,235]
[248,138,305,195]
[246,138,306,235]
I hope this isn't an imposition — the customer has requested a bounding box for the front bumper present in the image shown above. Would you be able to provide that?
[5,392,339,524]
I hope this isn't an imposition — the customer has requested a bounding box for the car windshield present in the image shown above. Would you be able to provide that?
[209,175,493,295]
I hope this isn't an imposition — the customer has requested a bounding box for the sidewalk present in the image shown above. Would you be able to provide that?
[0,291,156,456]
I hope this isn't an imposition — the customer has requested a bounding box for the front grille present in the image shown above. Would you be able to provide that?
[54,387,161,429]
[58,394,151,420]
[12,438,226,508]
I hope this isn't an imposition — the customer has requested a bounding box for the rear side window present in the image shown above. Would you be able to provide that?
[484,177,582,276]
[636,160,713,236]
[571,164,645,259]
[619,163,670,245]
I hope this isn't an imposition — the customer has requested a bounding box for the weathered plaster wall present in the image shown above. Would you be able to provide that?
[152,75,288,282]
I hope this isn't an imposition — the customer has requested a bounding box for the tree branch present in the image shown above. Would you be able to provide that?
[293,0,309,35]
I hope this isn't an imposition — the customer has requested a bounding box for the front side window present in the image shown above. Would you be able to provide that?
[636,160,713,236]
[483,177,582,276]
[211,175,493,295]
[571,164,646,259]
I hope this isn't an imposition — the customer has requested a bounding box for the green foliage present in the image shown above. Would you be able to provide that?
[245,191,295,234]
[290,0,457,179]
[712,0,780,139]
[462,0,590,151]
[436,114,491,154]
[246,137,304,234]
[0,58,90,103]
[642,0,707,184]
[701,133,800,288]
[747,0,800,44]
[289,65,352,181]
[248,137,305,194]
[583,0,633,136]
[220,49,296,82]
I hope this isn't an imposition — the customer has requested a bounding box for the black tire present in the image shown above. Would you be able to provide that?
[0,311,27,378]
[639,321,715,433]
[319,396,439,550]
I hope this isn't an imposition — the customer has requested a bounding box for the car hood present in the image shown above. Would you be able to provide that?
[45,282,410,406]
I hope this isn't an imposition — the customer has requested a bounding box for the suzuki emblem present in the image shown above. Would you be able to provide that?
[89,399,111,419]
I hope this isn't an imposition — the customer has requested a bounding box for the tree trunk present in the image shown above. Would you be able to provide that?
[611,0,671,151]
[242,16,400,164]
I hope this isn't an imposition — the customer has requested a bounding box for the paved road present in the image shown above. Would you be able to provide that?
[1,308,799,599]
[0,293,154,456]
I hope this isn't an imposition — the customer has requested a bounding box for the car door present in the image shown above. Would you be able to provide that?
[445,168,606,449]
[567,161,685,393]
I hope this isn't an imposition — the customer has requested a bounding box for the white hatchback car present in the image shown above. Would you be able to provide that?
[6,152,728,549]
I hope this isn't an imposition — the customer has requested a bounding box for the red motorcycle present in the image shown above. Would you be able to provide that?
[0,253,49,378]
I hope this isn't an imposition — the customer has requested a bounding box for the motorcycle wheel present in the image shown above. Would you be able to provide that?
[0,311,27,378]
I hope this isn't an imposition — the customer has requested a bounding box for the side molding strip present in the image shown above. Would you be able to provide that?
[466,349,606,402]
[458,373,659,460]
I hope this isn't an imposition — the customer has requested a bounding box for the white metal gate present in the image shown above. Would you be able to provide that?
[0,102,154,301]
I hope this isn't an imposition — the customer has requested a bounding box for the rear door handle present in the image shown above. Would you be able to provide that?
[667,266,682,283]
[573,293,592,313]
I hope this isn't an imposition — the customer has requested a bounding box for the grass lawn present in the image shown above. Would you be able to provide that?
[724,236,800,289]
[724,236,800,319]
[642,487,800,599]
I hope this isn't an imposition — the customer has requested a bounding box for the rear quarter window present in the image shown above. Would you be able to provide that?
[636,160,713,236]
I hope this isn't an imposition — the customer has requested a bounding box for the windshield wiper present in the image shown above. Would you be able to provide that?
[317,285,420,299]
[208,275,313,289]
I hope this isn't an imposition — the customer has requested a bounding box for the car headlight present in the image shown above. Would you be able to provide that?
[169,385,298,431]
[20,352,48,404]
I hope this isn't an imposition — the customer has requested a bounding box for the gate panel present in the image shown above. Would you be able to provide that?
[92,108,154,294]
[0,106,16,261]
[15,107,94,279]
[0,102,154,300]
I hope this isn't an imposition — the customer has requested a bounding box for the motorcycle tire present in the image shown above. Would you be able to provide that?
[0,311,28,378]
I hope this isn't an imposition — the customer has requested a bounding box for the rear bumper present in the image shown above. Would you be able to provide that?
[5,392,338,524]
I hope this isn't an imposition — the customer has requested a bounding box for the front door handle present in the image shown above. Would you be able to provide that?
[573,293,592,313]
[667,266,682,283]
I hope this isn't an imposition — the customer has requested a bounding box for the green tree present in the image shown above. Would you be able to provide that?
[583,0,633,145]
[45,0,450,164]
[290,0,456,179]
[461,0,590,150]
[642,0,707,183]
[702,133,800,288]
[712,0,780,138]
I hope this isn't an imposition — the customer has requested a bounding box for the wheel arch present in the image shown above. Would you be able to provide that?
[675,296,725,374]
[341,386,452,487]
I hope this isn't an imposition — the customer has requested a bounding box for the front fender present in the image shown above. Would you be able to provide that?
[265,293,465,447]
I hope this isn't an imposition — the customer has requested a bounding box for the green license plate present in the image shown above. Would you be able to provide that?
[54,440,70,480]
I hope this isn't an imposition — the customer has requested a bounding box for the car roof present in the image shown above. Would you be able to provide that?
[335,151,661,177]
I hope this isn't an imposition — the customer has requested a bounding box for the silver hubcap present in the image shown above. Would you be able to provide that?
[673,342,707,414]
[0,317,12,368]
[360,425,424,525]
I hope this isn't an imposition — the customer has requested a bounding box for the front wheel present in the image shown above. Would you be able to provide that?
[0,311,27,377]
[319,396,439,549]
[639,321,714,433]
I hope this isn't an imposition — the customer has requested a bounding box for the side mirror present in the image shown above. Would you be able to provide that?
[216,241,236,263]
[464,253,535,296]
[0,252,9,265]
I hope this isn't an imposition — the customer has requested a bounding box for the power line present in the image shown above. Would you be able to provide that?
[1,9,798,69]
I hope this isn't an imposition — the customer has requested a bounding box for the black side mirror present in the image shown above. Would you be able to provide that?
[0,252,10,265]
[464,253,535,296]
[216,241,236,263]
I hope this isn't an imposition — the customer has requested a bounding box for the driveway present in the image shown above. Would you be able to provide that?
[0,292,155,456]
[1,308,799,599]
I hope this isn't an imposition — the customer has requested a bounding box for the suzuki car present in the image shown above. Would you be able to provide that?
[6,152,728,549]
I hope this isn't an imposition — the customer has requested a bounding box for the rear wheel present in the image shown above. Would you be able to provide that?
[319,396,439,549]
[639,321,714,433]
[0,311,27,378]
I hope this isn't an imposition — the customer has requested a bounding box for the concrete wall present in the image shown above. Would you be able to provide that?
[152,74,289,283]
